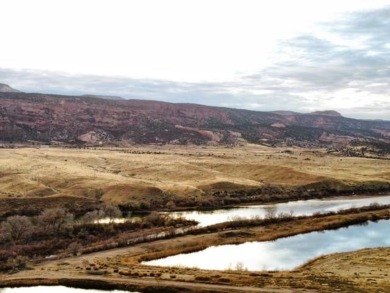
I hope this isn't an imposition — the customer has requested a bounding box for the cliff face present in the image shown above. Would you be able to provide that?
[0,91,389,147]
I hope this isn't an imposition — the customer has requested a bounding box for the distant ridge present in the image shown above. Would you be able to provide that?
[0,84,389,150]
[0,83,21,93]
[82,94,124,101]
[309,110,342,117]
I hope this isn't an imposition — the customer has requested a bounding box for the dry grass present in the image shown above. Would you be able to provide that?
[0,145,389,209]
[298,247,390,292]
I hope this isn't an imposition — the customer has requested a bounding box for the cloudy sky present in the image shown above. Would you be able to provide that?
[1,0,390,120]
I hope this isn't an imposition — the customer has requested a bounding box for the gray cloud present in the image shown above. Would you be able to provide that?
[243,6,390,119]
[0,68,239,106]
[333,8,390,43]
[1,6,390,120]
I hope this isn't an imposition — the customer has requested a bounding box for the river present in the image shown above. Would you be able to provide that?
[169,195,390,226]
[144,219,390,271]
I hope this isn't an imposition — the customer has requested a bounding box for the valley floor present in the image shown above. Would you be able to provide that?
[0,145,389,292]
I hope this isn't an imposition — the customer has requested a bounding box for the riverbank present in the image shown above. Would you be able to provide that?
[2,207,389,293]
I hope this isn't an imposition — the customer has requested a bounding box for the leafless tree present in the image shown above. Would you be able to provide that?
[102,204,122,222]
[0,215,33,243]
[81,204,122,224]
[37,208,74,234]
[264,205,277,219]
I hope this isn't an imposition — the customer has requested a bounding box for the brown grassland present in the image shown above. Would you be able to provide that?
[0,144,389,214]
[0,144,389,292]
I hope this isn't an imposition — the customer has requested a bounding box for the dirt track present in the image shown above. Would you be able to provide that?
[2,275,316,293]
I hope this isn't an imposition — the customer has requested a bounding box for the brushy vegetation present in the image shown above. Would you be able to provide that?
[2,202,388,272]
[0,205,196,272]
[135,180,390,211]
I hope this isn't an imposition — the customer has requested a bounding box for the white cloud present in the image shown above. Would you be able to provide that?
[1,0,389,82]
[1,1,390,119]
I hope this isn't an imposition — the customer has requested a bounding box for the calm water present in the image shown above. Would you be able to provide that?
[170,195,390,226]
[0,287,137,293]
[144,219,390,271]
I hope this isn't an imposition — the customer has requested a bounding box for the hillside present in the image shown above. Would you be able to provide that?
[0,83,21,93]
[0,87,389,150]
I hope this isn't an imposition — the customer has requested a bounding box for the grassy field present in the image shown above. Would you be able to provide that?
[0,144,389,215]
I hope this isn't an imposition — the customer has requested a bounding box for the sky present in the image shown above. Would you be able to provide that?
[0,0,390,120]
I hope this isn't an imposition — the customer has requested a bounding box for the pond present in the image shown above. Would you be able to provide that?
[0,286,138,293]
[169,195,390,226]
[143,219,390,271]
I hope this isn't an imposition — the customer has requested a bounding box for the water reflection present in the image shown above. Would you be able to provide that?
[94,216,142,224]
[170,196,390,226]
[0,286,138,293]
[144,219,390,271]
